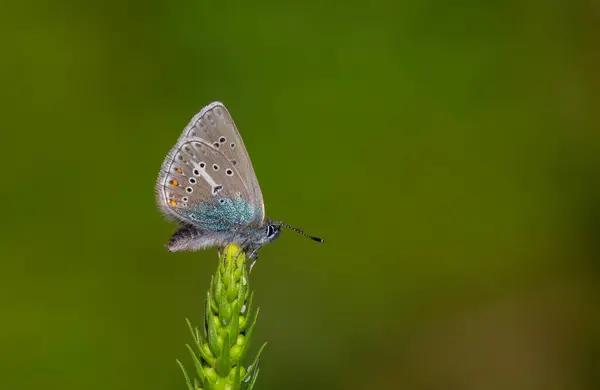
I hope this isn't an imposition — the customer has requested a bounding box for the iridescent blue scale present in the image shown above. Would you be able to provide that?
[183,196,256,232]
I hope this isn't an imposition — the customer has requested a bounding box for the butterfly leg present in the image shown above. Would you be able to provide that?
[245,245,261,274]
[248,255,259,273]
[234,239,252,262]
[247,245,261,260]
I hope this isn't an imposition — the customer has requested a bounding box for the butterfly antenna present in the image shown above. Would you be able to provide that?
[278,222,324,243]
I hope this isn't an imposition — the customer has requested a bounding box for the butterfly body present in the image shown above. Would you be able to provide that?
[165,220,281,253]
[156,102,287,256]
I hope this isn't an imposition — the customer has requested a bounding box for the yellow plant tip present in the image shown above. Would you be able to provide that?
[224,243,244,260]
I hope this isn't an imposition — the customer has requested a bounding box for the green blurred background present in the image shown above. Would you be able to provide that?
[1,0,598,389]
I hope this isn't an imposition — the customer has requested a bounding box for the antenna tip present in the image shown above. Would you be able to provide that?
[311,236,324,243]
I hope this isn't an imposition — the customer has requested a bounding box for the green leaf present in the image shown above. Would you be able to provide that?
[239,292,254,332]
[186,344,206,386]
[244,368,260,390]
[177,359,194,390]
[228,299,240,350]
[241,342,266,384]
[207,293,221,357]
[215,328,231,377]
[240,307,260,360]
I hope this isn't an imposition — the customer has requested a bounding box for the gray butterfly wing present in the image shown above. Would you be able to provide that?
[156,102,265,230]
[180,102,264,213]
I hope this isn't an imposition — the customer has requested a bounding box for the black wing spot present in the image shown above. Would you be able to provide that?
[212,185,223,194]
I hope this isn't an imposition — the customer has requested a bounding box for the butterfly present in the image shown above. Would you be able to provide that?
[156,101,322,258]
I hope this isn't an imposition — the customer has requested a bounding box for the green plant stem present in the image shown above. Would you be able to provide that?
[178,244,266,390]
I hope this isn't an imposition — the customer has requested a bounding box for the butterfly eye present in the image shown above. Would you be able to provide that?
[266,224,278,238]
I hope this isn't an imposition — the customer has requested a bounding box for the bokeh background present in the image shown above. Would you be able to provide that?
[1,1,598,389]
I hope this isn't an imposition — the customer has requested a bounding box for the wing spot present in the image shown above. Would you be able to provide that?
[182,197,188,202]
[186,187,193,193]
[199,162,206,168]
[174,167,182,174]
[189,177,197,184]
[219,199,226,204]
[232,160,237,165]
[212,164,219,171]
[177,155,183,161]
[219,136,226,143]
[170,179,179,187]
[230,142,235,149]
[212,185,223,194]
[226,169,233,176]
[213,142,220,148]
[169,199,177,206]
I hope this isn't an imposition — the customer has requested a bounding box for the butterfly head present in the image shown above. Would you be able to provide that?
[252,219,324,247]
[259,220,324,245]
[253,219,282,246]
